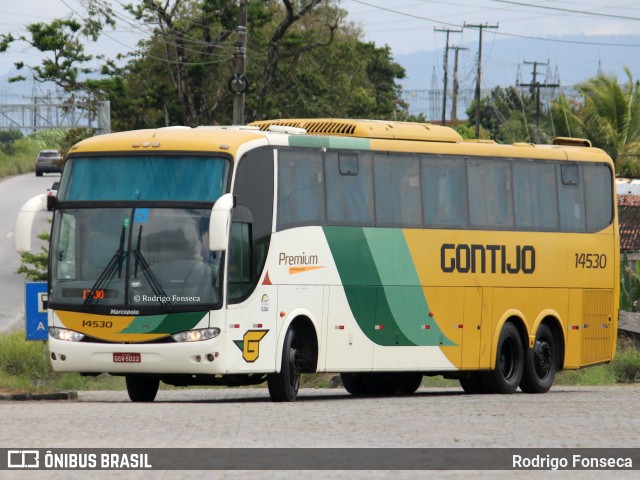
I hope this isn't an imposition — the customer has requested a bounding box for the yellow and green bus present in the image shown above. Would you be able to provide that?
[15,119,619,402]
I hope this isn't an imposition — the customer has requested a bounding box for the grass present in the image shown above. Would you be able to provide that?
[1,330,638,395]
[0,129,66,178]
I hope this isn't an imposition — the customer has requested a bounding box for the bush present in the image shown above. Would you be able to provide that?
[0,331,53,381]
[613,340,640,383]
[0,129,23,154]
[0,331,124,393]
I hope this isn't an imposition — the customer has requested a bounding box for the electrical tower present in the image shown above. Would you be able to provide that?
[450,45,469,123]
[518,60,560,143]
[464,22,499,139]
[434,27,462,126]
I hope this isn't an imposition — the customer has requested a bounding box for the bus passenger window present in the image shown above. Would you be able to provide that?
[277,150,325,229]
[325,153,374,225]
[584,164,613,232]
[374,154,422,228]
[468,159,514,228]
[422,156,468,228]
[558,164,586,232]
[513,161,558,230]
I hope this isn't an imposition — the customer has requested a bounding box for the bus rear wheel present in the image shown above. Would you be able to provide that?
[125,375,159,402]
[396,373,423,394]
[520,324,557,393]
[459,372,489,394]
[361,373,400,395]
[340,373,367,395]
[485,322,524,394]
[267,328,301,402]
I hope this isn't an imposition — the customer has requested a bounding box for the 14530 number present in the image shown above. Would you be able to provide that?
[574,253,607,269]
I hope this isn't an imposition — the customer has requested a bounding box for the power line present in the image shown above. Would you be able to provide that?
[487,0,640,21]
[349,0,640,47]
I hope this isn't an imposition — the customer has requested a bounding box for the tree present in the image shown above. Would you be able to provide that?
[465,86,536,143]
[572,69,640,176]
[17,232,49,281]
[2,1,406,129]
[0,130,23,154]
[0,17,110,101]
[620,253,640,312]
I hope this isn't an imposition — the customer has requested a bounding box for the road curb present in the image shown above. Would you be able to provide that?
[0,391,78,401]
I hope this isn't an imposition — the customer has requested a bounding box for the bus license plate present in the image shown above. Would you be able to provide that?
[113,353,141,363]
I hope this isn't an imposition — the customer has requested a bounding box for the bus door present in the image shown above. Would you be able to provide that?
[226,212,277,373]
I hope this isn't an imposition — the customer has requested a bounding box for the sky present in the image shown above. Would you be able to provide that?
[1,0,640,104]
[344,0,640,54]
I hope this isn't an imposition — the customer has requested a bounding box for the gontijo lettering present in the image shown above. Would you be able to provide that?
[441,243,536,274]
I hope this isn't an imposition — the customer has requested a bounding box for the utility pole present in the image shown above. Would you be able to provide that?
[464,22,498,138]
[518,60,559,144]
[231,0,248,125]
[450,45,468,122]
[434,27,462,126]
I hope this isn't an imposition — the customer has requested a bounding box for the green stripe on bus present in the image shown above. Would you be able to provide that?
[324,226,456,347]
[362,228,455,347]
[288,136,371,150]
[118,311,206,334]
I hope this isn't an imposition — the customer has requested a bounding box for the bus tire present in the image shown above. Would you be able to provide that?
[397,373,423,394]
[459,373,489,394]
[485,322,524,394]
[361,373,400,395]
[520,324,557,393]
[267,328,301,402]
[340,373,368,395]
[125,375,159,402]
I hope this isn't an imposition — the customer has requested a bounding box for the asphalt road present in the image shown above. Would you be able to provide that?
[0,172,57,332]
[1,386,639,478]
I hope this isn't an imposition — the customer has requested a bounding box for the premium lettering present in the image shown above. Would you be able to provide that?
[441,243,535,274]
[279,252,318,266]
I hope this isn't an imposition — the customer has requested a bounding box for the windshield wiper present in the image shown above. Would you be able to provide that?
[131,225,173,311]
[82,225,127,311]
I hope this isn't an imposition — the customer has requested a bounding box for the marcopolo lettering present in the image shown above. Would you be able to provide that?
[441,243,536,274]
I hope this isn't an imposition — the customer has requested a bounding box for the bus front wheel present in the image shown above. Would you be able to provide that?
[267,328,301,402]
[485,322,524,394]
[125,375,159,402]
[520,324,557,393]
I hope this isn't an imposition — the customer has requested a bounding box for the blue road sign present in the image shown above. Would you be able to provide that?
[25,282,48,341]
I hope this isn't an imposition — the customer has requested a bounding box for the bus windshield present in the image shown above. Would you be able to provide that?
[50,207,223,314]
[59,155,229,202]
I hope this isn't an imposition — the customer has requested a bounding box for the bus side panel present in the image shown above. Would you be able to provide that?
[479,287,493,369]
[461,286,483,370]
[565,288,615,368]
[565,288,583,369]
[225,284,278,373]
[324,286,374,371]
[420,286,464,368]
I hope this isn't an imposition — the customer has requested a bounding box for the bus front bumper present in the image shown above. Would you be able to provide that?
[48,337,228,375]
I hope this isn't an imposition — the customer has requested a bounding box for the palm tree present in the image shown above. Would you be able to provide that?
[574,68,640,176]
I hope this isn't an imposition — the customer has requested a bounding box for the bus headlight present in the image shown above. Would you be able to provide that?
[172,328,220,343]
[50,327,85,342]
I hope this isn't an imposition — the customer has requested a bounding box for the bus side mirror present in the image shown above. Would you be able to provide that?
[47,195,56,211]
[15,194,48,252]
[209,193,235,251]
